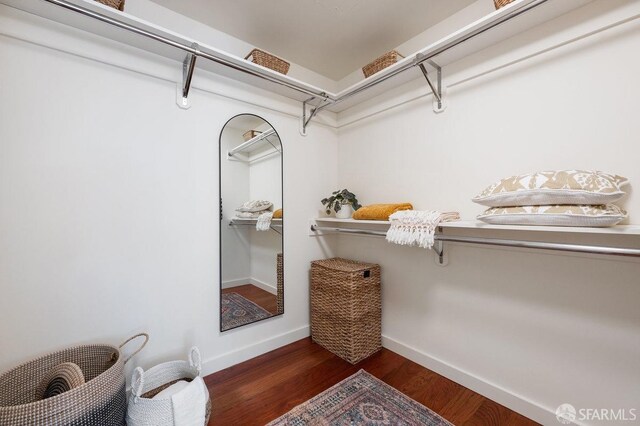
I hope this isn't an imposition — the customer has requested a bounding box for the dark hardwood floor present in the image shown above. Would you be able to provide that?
[205,337,538,426]
[222,284,278,315]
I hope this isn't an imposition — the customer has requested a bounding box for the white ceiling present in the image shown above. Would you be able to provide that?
[147,0,476,80]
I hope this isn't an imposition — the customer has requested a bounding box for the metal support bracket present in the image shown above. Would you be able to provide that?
[418,59,446,113]
[177,43,198,109]
[300,94,329,136]
[433,240,447,266]
[433,226,448,266]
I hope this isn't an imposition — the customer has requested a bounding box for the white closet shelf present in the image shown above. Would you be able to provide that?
[1,0,592,115]
[312,217,640,234]
[310,217,640,264]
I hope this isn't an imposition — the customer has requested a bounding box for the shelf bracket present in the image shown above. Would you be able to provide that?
[177,43,198,109]
[418,59,446,113]
[433,226,448,266]
[433,240,446,266]
[300,94,329,136]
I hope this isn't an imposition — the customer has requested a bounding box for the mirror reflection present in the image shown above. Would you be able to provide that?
[219,114,283,332]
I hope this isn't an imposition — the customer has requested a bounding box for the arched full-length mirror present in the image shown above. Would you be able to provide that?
[219,114,283,332]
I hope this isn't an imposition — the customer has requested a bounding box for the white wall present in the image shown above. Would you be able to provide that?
[335,1,640,424]
[0,4,338,378]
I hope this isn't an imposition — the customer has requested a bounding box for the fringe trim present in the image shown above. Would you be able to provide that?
[386,210,460,249]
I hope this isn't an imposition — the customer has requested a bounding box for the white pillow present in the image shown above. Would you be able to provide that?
[236,200,273,212]
[477,205,627,227]
[473,170,629,207]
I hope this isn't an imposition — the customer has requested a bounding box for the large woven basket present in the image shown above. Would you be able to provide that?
[0,333,148,426]
[277,253,284,315]
[310,258,381,364]
[362,50,404,78]
[493,0,515,9]
[245,49,290,75]
[95,0,125,11]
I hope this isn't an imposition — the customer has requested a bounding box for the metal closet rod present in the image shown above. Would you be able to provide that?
[310,225,640,258]
[231,222,282,227]
[44,0,548,111]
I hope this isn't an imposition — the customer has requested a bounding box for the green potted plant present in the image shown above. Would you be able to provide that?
[321,189,362,219]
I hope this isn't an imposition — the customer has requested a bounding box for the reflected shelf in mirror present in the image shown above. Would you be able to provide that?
[228,218,283,235]
[227,129,282,165]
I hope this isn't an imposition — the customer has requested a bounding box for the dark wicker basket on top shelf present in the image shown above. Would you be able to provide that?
[493,0,515,9]
[95,0,125,11]
[362,50,404,78]
[243,130,262,142]
[244,49,290,75]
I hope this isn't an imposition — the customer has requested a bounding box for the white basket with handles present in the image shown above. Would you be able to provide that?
[126,347,210,426]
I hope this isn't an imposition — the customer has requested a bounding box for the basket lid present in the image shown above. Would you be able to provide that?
[311,257,378,272]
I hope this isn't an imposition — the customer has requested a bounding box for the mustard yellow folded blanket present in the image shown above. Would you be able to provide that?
[352,203,413,221]
[273,209,283,219]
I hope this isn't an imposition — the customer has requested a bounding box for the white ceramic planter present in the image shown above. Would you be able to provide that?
[335,204,353,219]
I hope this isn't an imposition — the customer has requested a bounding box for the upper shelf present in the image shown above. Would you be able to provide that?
[228,129,279,157]
[1,0,593,113]
[0,0,328,103]
[313,217,640,235]
[311,217,640,261]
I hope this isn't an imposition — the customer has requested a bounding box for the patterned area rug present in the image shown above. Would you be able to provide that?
[221,292,271,331]
[267,370,452,425]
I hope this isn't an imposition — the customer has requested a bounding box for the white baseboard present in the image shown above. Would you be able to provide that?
[249,278,277,295]
[222,277,277,295]
[221,278,250,289]
[201,325,310,376]
[382,335,562,426]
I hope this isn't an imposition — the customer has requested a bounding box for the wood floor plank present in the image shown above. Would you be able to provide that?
[206,337,539,426]
[222,284,278,314]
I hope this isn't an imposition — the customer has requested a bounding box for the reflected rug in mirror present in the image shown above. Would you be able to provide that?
[267,370,452,425]
[221,292,271,330]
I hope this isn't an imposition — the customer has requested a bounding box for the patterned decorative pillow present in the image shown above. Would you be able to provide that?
[477,205,627,227]
[473,170,629,207]
[236,200,273,212]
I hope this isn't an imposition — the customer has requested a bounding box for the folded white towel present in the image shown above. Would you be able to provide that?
[386,210,460,249]
[171,377,207,426]
[256,212,273,231]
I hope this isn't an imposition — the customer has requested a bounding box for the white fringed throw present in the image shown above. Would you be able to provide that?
[256,212,273,231]
[386,210,460,249]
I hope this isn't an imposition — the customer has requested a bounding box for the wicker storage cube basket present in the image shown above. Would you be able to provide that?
[310,258,381,364]
[95,0,125,11]
[243,130,262,141]
[493,0,515,9]
[362,50,404,78]
[277,253,284,315]
[126,347,210,426]
[245,49,290,75]
[0,333,147,426]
